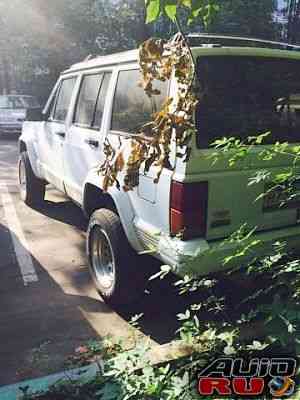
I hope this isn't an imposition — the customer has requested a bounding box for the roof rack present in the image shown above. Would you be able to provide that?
[187,33,300,51]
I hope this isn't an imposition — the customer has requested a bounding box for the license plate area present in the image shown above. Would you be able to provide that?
[263,181,300,211]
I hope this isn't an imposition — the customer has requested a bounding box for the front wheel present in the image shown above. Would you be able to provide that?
[86,208,147,306]
[19,151,45,207]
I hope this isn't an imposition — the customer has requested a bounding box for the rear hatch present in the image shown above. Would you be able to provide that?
[184,50,300,241]
[185,148,300,241]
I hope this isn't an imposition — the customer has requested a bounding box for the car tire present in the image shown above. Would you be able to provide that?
[87,208,147,307]
[18,151,45,206]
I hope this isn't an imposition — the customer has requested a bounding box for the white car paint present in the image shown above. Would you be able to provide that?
[19,45,300,277]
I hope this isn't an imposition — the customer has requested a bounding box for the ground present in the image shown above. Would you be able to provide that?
[0,137,190,387]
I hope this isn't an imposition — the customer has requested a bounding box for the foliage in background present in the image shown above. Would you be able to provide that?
[285,0,300,43]
[145,0,219,27]
[0,0,291,102]
[209,0,280,39]
[0,0,153,101]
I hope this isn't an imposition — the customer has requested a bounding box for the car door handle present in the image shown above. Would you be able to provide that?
[85,139,99,148]
[55,131,66,138]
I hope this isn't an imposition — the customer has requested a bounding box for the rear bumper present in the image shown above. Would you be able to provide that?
[156,225,300,277]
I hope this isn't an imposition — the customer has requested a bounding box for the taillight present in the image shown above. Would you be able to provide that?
[170,181,208,239]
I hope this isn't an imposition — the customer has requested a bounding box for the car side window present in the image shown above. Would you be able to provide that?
[111,69,168,133]
[93,72,112,130]
[74,72,111,130]
[52,77,76,122]
[74,73,104,128]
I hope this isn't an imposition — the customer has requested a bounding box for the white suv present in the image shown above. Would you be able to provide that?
[19,36,300,305]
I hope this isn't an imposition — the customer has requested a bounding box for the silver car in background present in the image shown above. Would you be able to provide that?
[0,95,41,136]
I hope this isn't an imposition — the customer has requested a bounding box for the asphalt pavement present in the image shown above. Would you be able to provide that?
[0,138,190,386]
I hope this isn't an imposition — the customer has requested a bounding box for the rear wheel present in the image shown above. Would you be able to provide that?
[87,208,147,306]
[19,151,45,206]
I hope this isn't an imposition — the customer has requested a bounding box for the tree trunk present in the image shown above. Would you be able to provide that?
[0,53,10,94]
[135,0,152,44]
[287,0,300,43]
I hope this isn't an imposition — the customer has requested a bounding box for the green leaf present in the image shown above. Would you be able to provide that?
[188,1,220,27]
[246,341,269,351]
[224,345,236,355]
[180,0,192,7]
[191,0,204,10]
[164,1,177,21]
[96,383,122,399]
[145,0,160,23]
[177,309,191,320]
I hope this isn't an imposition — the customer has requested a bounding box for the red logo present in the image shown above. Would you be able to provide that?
[198,358,296,397]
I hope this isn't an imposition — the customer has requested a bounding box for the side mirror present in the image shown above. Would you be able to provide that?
[26,107,46,122]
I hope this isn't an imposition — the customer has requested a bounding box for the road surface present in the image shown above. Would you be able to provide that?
[0,137,189,386]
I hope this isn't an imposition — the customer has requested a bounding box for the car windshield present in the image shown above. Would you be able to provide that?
[0,95,40,109]
[195,56,300,148]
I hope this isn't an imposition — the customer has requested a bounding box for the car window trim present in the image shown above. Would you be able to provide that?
[72,70,112,132]
[73,72,104,129]
[72,71,104,130]
[110,68,139,135]
[49,76,77,123]
[47,81,62,122]
[91,74,105,128]
[43,79,61,116]
[92,72,112,130]
[109,68,170,135]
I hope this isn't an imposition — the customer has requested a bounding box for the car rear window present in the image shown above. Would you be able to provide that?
[195,56,300,148]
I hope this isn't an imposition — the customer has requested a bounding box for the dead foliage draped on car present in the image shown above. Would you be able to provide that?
[99,33,198,192]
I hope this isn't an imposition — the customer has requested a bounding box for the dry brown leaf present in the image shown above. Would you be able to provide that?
[99,33,198,192]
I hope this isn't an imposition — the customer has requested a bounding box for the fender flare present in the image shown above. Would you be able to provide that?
[83,170,143,252]
[19,132,42,180]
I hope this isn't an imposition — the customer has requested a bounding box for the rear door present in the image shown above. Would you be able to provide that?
[109,66,170,233]
[183,53,300,241]
[182,150,300,242]
[63,70,112,204]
